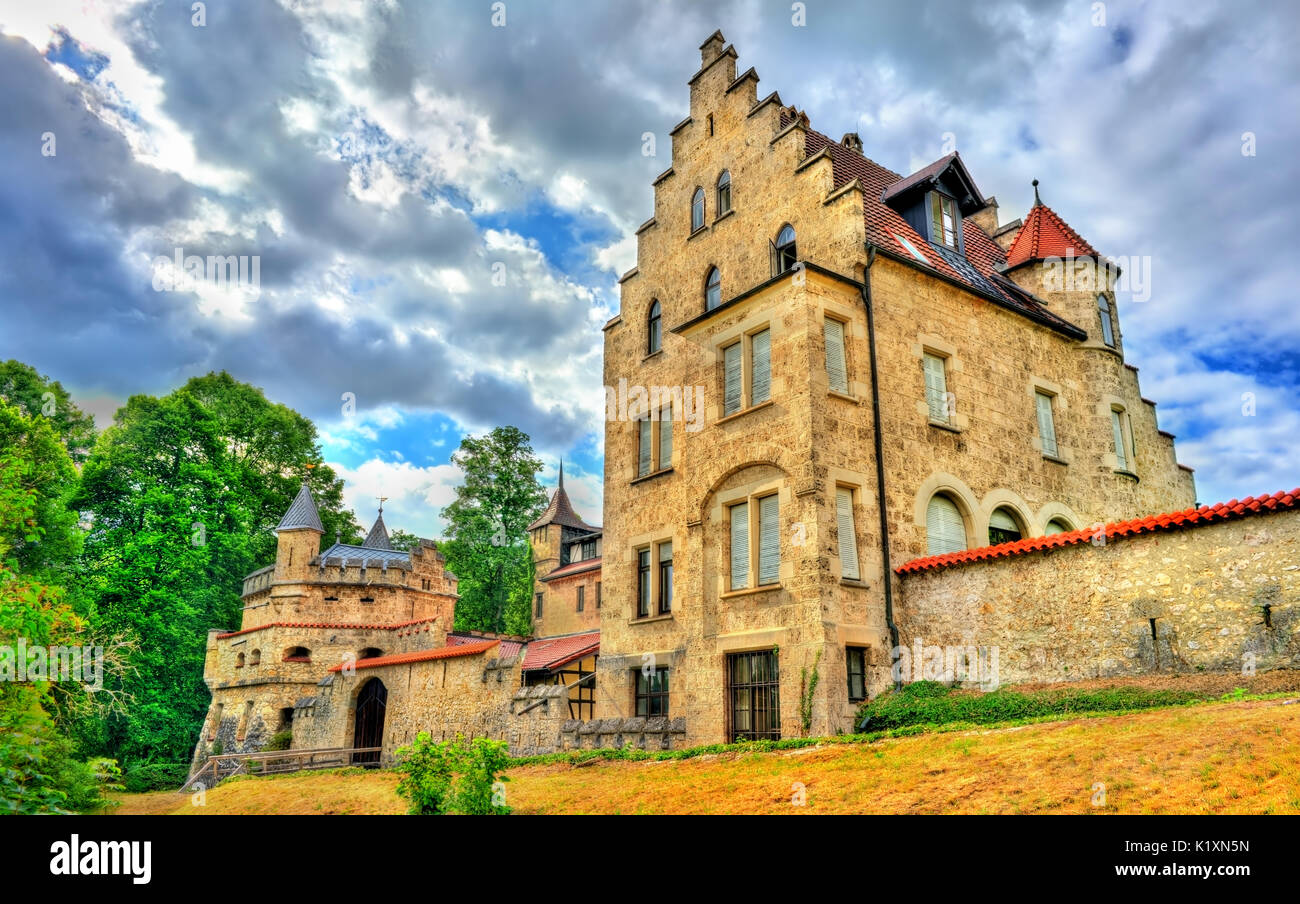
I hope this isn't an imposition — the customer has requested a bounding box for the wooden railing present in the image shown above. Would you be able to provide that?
[182,746,383,790]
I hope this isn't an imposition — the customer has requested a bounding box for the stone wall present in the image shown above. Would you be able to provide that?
[895,507,1300,685]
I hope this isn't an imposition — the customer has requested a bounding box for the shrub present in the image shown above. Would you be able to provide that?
[394,733,510,815]
[263,730,292,751]
[855,681,1204,731]
[122,762,190,793]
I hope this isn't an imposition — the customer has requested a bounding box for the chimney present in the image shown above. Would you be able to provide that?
[700,30,726,65]
[840,132,863,154]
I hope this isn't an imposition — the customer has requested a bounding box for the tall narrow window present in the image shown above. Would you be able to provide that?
[846,647,867,703]
[923,352,950,423]
[716,170,731,215]
[750,328,771,405]
[930,192,958,248]
[691,187,705,231]
[576,585,585,612]
[1035,390,1058,457]
[637,548,651,617]
[657,541,673,614]
[729,501,749,591]
[647,300,661,354]
[757,494,780,585]
[658,403,673,470]
[1097,294,1115,347]
[836,486,860,581]
[824,317,848,394]
[1111,408,1130,471]
[723,341,743,415]
[926,494,966,555]
[775,225,797,274]
[595,581,601,609]
[637,415,652,477]
[535,592,544,617]
[705,266,721,310]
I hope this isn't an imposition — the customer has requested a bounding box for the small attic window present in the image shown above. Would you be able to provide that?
[892,233,931,265]
[930,192,959,249]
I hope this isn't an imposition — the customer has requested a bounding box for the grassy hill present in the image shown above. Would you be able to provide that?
[107,691,1300,815]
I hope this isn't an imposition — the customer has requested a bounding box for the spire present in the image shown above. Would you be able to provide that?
[277,481,323,533]
[362,510,392,550]
[558,459,564,490]
[1032,178,1041,206]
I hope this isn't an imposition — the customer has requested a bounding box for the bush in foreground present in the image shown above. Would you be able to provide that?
[394,734,510,815]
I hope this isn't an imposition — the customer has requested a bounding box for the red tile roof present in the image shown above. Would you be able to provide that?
[520,631,600,672]
[541,557,602,582]
[1004,201,1100,269]
[447,632,525,660]
[216,617,437,640]
[896,488,1300,574]
[794,120,1085,339]
[327,640,499,672]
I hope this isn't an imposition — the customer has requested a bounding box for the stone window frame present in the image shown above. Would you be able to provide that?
[911,335,968,432]
[912,472,979,554]
[978,488,1036,545]
[634,665,670,718]
[717,480,787,596]
[1097,394,1138,478]
[716,169,732,218]
[716,321,775,424]
[832,480,864,585]
[630,531,676,622]
[1029,376,1071,464]
[846,646,868,703]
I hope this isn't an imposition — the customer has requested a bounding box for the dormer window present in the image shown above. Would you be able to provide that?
[691,188,705,232]
[930,192,958,249]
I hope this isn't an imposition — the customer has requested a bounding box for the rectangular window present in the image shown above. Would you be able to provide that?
[658,403,673,470]
[595,581,601,609]
[723,341,743,415]
[930,192,957,248]
[581,538,597,560]
[576,585,585,612]
[836,486,860,582]
[728,650,781,741]
[824,317,848,394]
[750,328,771,405]
[1112,409,1132,471]
[635,668,669,718]
[657,541,673,614]
[637,416,652,477]
[729,501,749,590]
[923,352,950,423]
[535,592,544,618]
[1098,294,1116,347]
[846,647,867,703]
[636,548,651,618]
[1035,391,1058,458]
[757,494,780,585]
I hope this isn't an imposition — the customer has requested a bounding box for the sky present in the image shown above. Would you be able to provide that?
[0,0,1296,539]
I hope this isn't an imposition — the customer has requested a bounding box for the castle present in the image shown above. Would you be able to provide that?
[192,33,1298,768]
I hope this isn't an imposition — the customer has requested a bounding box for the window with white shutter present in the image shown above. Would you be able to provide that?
[658,403,672,470]
[729,502,749,590]
[925,494,966,555]
[824,318,848,394]
[757,494,780,585]
[750,329,771,405]
[836,486,860,581]
[1111,408,1129,471]
[637,416,651,477]
[923,353,949,423]
[1035,391,1058,458]
[723,342,742,415]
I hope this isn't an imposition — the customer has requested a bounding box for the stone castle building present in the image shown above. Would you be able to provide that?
[191,33,1298,771]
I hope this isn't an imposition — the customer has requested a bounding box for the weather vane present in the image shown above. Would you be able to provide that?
[377,495,388,514]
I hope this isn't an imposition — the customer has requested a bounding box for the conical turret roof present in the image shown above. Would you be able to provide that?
[277,481,323,532]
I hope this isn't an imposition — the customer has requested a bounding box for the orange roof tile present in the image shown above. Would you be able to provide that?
[327,640,499,672]
[1004,201,1100,269]
[520,631,600,672]
[216,617,436,640]
[896,488,1300,574]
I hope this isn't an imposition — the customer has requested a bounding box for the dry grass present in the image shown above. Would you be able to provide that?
[105,697,1300,815]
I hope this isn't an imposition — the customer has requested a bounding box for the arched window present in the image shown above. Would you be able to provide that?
[647,300,662,354]
[925,494,966,555]
[775,224,797,274]
[235,651,245,668]
[988,507,1024,546]
[358,648,383,661]
[716,171,731,215]
[1097,294,1116,347]
[1044,518,1073,535]
[283,646,311,663]
[705,267,721,311]
[249,649,261,666]
[691,187,705,231]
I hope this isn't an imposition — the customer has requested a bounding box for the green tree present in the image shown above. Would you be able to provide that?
[387,529,423,552]
[0,359,97,464]
[439,427,546,634]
